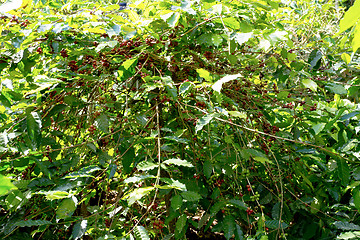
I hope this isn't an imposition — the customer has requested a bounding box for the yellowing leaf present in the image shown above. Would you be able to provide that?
[339,0,360,33]
[196,68,212,82]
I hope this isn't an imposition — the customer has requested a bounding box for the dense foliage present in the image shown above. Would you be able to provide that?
[1,0,360,239]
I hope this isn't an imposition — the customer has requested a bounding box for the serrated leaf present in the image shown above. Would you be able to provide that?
[179,81,193,96]
[265,220,289,229]
[124,175,155,184]
[234,224,244,240]
[162,158,193,167]
[212,74,242,93]
[137,161,158,171]
[15,219,52,227]
[161,178,187,191]
[198,213,211,229]
[181,191,201,201]
[134,225,150,240]
[0,175,17,196]
[64,165,101,179]
[196,113,217,133]
[334,221,360,230]
[125,187,154,205]
[176,214,187,233]
[6,189,25,210]
[56,196,77,220]
[223,215,235,240]
[38,190,70,200]
[72,220,88,240]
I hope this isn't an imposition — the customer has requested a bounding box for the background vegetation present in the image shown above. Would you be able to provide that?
[1,0,360,239]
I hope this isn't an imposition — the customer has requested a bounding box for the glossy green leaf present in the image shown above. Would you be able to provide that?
[56,196,78,220]
[181,191,201,201]
[72,220,88,240]
[134,225,150,240]
[162,158,193,167]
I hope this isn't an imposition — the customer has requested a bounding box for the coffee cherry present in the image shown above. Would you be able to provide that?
[36,47,43,54]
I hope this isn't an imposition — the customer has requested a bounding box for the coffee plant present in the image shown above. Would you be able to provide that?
[1,0,360,239]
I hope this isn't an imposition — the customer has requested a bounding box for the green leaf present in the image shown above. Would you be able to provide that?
[210,201,226,216]
[341,111,360,120]
[265,220,289,229]
[195,113,217,133]
[95,114,109,133]
[162,158,193,167]
[212,74,242,93]
[325,82,347,95]
[15,219,52,227]
[302,78,318,92]
[337,158,350,186]
[64,165,101,179]
[181,191,202,201]
[353,189,360,211]
[246,149,273,164]
[228,111,247,119]
[339,0,360,33]
[0,175,17,196]
[179,81,193,96]
[125,187,154,205]
[334,221,360,230]
[134,225,150,240]
[56,196,78,220]
[228,199,247,210]
[171,195,183,210]
[0,92,11,107]
[26,111,42,149]
[137,161,158,171]
[308,50,322,71]
[312,123,325,135]
[38,190,71,200]
[175,214,187,233]
[234,224,244,240]
[6,190,28,211]
[203,160,213,178]
[223,215,235,240]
